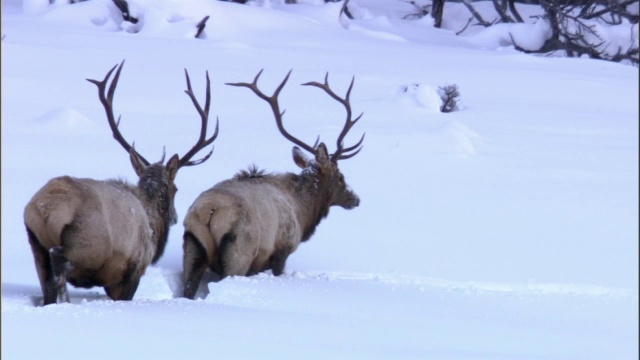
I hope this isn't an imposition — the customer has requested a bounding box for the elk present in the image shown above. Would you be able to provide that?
[24,61,219,305]
[182,70,364,299]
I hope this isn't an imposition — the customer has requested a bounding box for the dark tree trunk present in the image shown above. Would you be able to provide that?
[432,0,445,28]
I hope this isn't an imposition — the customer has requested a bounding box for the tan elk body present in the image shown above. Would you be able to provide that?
[182,70,364,299]
[24,61,218,305]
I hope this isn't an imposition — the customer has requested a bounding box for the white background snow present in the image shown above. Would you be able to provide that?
[2,0,638,358]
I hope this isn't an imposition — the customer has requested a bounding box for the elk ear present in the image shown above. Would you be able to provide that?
[314,143,330,165]
[166,154,180,181]
[130,149,147,177]
[292,146,311,169]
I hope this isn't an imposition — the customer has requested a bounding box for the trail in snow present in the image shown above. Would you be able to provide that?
[3,267,636,308]
[3,268,637,359]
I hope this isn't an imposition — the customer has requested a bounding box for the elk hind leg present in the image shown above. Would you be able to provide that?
[183,231,208,299]
[27,227,58,306]
[49,246,70,304]
[219,231,253,277]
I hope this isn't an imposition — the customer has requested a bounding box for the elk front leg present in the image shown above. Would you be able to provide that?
[105,276,141,301]
[104,258,143,301]
[270,244,293,276]
[183,232,208,299]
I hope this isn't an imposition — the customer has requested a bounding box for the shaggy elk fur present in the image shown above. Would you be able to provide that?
[24,61,219,305]
[182,70,364,299]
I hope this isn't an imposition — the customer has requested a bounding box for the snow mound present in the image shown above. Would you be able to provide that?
[393,82,443,112]
[430,120,482,158]
[28,108,96,134]
[347,23,410,42]
[133,267,175,301]
[367,82,481,157]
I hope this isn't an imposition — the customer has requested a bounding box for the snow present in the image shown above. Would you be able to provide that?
[2,0,638,358]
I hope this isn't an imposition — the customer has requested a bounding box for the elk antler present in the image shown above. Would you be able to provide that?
[228,70,364,162]
[303,73,365,162]
[226,69,319,155]
[179,69,219,168]
[87,60,150,165]
[88,61,218,168]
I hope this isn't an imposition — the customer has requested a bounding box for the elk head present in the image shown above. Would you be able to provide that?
[227,70,364,213]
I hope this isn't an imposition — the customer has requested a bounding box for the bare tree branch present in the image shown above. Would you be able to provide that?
[195,15,209,39]
[509,0,638,65]
[492,0,516,23]
[507,0,525,22]
[401,0,430,20]
[461,0,494,27]
[112,0,138,24]
[340,0,354,20]
[583,0,638,21]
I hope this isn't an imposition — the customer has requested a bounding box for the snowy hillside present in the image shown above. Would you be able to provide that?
[2,0,638,359]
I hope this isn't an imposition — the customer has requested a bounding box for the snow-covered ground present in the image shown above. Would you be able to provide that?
[2,0,638,359]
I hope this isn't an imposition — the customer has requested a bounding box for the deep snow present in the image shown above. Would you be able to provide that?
[2,0,638,359]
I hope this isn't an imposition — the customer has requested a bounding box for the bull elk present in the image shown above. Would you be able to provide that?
[24,61,219,305]
[182,70,364,299]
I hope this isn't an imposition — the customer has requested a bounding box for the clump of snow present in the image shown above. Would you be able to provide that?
[434,120,481,158]
[468,21,551,50]
[133,267,175,301]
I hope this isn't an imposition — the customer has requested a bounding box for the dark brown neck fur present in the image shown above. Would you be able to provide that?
[107,165,173,264]
[138,165,173,263]
[292,166,332,242]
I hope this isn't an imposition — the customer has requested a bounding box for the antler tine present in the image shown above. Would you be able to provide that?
[302,73,365,162]
[335,132,365,161]
[179,69,219,168]
[87,60,150,166]
[227,69,318,155]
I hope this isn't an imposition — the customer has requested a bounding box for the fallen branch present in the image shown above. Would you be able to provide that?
[195,15,209,39]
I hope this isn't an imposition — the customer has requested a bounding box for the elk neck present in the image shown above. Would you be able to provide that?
[292,165,333,242]
[134,164,175,263]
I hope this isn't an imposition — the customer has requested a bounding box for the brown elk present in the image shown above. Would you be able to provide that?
[182,70,364,299]
[24,61,219,305]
